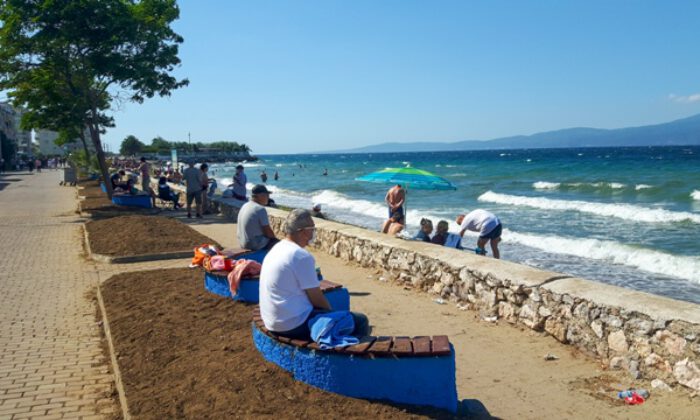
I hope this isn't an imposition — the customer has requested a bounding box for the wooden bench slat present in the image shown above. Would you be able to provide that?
[391,336,413,356]
[319,279,342,291]
[367,336,392,356]
[221,247,252,258]
[341,337,376,355]
[431,335,451,355]
[411,336,432,356]
[289,339,311,348]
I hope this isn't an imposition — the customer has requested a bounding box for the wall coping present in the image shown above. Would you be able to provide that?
[543,277,700,324]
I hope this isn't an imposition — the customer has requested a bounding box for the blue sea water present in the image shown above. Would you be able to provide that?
[209,146,700,304]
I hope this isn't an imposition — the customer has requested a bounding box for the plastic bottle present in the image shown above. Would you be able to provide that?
[618,389,649,399]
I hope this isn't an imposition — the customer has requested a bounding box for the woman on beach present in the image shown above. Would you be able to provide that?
[413,218,433,242]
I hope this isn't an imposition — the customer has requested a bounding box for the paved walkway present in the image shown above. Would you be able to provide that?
[0,172,116,420]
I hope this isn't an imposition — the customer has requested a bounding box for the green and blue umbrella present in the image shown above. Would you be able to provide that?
[355,167,457,191]
[356,167,456,226]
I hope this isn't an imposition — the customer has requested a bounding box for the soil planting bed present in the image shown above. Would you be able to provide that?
[86,215,218,257]
[102,268,452,419]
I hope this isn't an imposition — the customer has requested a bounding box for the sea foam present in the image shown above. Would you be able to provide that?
[479,191,700,224]
[505,229,700,283]
[692,190,700,201]
[532,181,561,190]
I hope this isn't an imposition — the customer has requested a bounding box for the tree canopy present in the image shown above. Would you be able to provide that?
[120,135,145,156]
[0,0,188,197]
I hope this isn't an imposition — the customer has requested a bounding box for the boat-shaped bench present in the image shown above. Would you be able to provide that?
[251,306,457,412]
[111,192,153,208]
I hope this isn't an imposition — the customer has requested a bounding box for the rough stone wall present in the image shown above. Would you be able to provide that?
[228,203,700,391]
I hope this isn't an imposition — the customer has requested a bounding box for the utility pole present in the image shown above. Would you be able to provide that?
[188,132,191,155]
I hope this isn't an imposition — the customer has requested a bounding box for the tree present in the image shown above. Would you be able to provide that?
[150,136,171,152]
[0,0,188,198]
[120,135,145,156]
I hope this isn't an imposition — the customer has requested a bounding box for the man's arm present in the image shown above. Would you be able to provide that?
[395,189,405,208]
[262,225,276,239]
[305,287,332,310]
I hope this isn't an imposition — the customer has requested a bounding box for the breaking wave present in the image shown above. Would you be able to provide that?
[479,191,700,224]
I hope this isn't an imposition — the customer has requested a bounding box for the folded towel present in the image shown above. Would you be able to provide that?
[308,311,359,350]
[227,259,262,295]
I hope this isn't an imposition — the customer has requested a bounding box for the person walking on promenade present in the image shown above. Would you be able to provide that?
[259,209,369,340]
[232,164,247,201]
[183,161,204,218]
[382,184,405,234]
[456,209,503,259]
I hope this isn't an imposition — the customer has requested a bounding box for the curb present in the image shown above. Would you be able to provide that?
[83,227,192,264]
[96,275,132,420]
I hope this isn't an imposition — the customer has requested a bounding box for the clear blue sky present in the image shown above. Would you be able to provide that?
[102,0,700,154]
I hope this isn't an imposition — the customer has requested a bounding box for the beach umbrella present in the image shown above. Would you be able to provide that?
[355,166,456,224]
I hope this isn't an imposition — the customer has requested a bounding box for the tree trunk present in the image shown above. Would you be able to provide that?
[79,131,91,161]
[87,121,113,199]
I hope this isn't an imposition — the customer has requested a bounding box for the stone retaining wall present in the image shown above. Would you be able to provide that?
[219,201,700,391]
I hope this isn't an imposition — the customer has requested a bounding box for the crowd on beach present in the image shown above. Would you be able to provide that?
[381,184,502,259]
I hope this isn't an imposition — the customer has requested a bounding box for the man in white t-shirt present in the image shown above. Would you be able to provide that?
[259,209,369,339]
[456,209,503,259]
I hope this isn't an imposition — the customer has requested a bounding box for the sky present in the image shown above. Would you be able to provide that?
[100,0,700,154]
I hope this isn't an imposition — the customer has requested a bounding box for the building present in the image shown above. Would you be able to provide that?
[34,129,65,156]
[0,102,18,163]
[0,102,34,161]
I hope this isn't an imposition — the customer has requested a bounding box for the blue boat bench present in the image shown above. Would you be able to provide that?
[251,306,459,412]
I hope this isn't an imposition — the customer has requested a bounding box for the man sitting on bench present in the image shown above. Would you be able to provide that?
[259,209,369,340]
[237,184,279,251]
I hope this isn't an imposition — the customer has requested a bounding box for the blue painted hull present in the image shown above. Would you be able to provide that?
[252,326,458,413]
[204,272,350,310]
[112,194,152,208]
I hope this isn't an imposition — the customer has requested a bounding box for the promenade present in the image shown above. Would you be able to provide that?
[0,172,115,419]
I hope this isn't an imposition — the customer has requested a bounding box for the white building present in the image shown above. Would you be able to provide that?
[33,129,65,156]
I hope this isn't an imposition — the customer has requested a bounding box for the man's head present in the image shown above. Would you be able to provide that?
[312,203,321,212]
[284,209,316,247]
[251,184,270,205]
[118,169,125,176]
[437,220,449,234]
[201,163,208,172]
[140,157,146,163]
[236,165,244,172]
[455,214,466,226]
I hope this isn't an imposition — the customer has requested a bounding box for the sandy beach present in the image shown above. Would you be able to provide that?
[191,220,699,419]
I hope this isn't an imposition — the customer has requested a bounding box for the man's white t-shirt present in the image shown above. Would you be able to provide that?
[460,209,500,236]
[259,239,319,332]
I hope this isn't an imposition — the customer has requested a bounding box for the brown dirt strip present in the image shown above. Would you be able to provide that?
[101,268,457,419]
[86,215,218,257]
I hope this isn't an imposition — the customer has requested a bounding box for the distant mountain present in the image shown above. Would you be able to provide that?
[325,113,700,153]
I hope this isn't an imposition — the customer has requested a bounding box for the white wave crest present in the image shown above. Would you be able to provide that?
[479,191,700,224]
[533,181,561,190]
[692,190,700,201]
[505,229,700,283]
[635,184,652,190]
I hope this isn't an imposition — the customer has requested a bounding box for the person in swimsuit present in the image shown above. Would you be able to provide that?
[382,184,405,234]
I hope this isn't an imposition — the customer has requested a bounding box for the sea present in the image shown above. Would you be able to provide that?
[208,146,700,305]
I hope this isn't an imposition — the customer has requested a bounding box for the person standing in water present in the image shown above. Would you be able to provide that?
[274,170,279,181]
[382,184,405,234]
[260,169,268,183]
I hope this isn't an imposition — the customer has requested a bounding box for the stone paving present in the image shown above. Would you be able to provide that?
[0,172,117,420]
